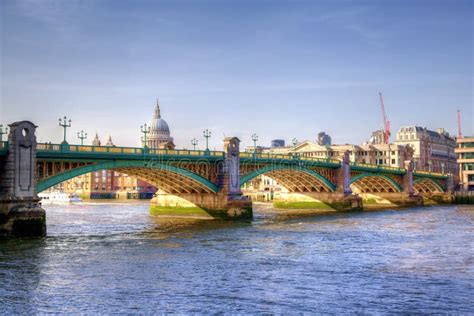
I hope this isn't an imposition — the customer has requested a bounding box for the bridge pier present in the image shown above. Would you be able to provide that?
[399,160,423,207]
[150,137,253,220]
[272,192,362,211]
[0,121,46,237]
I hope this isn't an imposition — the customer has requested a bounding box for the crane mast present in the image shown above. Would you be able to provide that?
[379,92,391,144]
[458,109,463,139]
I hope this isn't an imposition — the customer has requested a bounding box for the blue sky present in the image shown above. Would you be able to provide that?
[1,0,472,149]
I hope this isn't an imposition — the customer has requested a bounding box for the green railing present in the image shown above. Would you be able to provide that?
[1,142,448,179]
[240,152,340,164]
[413,170,447,177]
[36,143,225,157]
[350,162,404,173]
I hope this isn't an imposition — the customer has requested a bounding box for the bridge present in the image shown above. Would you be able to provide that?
[0,121,452,236]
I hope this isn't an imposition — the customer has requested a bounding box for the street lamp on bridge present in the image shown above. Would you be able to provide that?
[0,125,8,141]
[203,129,211,152]
[251,133,258,155]
[58,116,72,144]
[141,123,150,148]
[292,138,298,159]
[77,130,87,145]
[191,138,198,150]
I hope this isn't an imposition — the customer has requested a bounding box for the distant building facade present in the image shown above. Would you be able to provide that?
[369,129,387,145]
[52,101,180,199]
[455,136,474,191]
[317,132,332,146]
[394,126,457,174]
[260,140,412,168]
[271,139,285,148]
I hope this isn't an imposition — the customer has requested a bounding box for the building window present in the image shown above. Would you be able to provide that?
[392,159,396,165]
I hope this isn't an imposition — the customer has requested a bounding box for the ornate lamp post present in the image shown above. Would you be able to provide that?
[292,138,298,149]
[77,130,87,145]
[251,133,258,155]
[0,125,8,141]
[428,160,433,172]
[292,138,298,159]
[141,123,150,148]
[191,138,198,150]
[58,116,72,144]
[203,129,211,152]
[441,162,446,174]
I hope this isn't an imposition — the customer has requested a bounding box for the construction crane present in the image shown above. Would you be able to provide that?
[379,92,391,144]
[458,109,463,139]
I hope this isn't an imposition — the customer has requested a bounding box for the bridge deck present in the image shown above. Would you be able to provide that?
[0,141,448,180]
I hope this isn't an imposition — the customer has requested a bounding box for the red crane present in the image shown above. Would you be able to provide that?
[379,92,391,144]
[458,109,463,138]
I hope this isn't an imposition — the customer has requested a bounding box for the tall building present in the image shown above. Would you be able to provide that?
[455,136,474,190]
[394,126,457,174]
[271,139,285,148]
[368,129,386,145]
[147,100,175,149]
[317,132,332,146]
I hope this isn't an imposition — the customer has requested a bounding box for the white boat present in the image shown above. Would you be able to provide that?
[38,191,83,204]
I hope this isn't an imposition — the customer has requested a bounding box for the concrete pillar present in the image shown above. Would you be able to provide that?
[0,121,46,237]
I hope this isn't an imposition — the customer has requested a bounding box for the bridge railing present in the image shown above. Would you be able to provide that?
[413,170,447,177]
[36,143,225,157]
[240,151,340,164]
[350,162,404,173]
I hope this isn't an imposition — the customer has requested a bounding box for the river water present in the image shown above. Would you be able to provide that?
[1,203,473,313]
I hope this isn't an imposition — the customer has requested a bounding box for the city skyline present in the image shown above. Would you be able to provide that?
[1,0,472,149]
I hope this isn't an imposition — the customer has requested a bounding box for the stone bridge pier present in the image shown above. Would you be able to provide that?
[304,152,362,211]
[0,121,46,237]
[369,161,423,207]
[150,137,253,219]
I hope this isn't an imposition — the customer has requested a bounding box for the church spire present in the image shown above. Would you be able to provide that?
[92,132,101,146]
[154,98,161,119]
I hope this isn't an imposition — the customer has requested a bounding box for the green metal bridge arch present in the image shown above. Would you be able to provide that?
[36,160,219,193]
[240,164,337,192]
[350,173,403,193]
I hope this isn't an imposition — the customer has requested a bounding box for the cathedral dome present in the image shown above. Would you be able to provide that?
[147,100,174,149]
[150,105,170,134]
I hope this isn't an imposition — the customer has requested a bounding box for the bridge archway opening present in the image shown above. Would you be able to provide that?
[350,174,402,206]
[413,178,444,194]
[241,165,336,194]
[350,173,402,194]
[240,165,337,210]
[36,161,218,210]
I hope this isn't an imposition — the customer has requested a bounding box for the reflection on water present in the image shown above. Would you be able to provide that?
[1,202,473,313]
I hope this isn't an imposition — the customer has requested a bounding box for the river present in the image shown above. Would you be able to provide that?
[1,203,473,313]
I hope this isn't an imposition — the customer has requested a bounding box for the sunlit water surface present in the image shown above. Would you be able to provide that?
[1,202,473,313]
